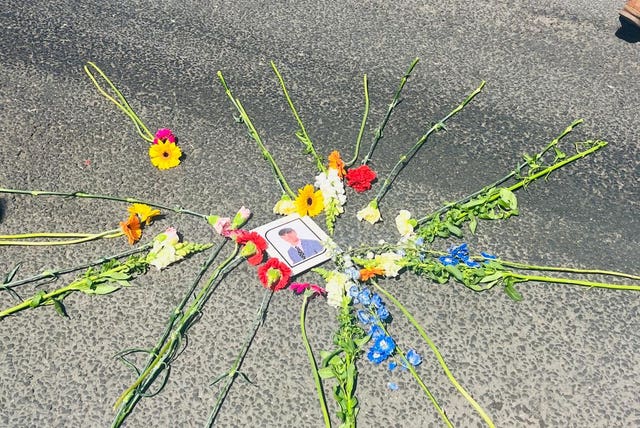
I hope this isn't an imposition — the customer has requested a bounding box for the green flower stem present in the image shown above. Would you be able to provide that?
[271,61,326,173]
[420,119,584,224]
[504,272,640,291]
[375,321,452,427]
[206,288,274,427]
[0,187,209,220]
[373,80,485,205]
[416,139,607,226]
[217,71,296,198]
[0,228,122,246]
[111,243,241,426]
[0,262,133,320]
[345,74,369,167]
[495,260,640,281]
[299,292,331,428]
[84,62,154,142]
[1,242,153,290]
[373,281,496,428]
[362,57,420,165]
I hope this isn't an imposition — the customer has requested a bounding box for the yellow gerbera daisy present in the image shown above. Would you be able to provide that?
[294,184,324,217]
[127,203,161,225]
[149,141,182,170]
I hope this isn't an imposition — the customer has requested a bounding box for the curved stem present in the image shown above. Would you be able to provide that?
[374,81,485,205]
[495,260,640,281]
[373,281,495,428]
[112,244,241,426]
[362,57,420,165]
[345,74,369,167]
[0,229,122,246]
[375,319,452,427]
[299,292,331,428]
[505,272,640,291]
[206,289,274,427]
[0,187,209,220]
[84,62,154,142]
[217,71,296,198]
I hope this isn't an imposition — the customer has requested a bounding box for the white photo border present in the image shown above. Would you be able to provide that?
[251,214,332,276]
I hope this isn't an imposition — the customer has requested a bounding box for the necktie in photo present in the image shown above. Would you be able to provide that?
[295,246,306,260]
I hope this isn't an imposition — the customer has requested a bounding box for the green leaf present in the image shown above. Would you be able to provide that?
[445,265,464,282]
[469,215,478,234]
[82,283,121,295]
[317,367,336,379]
[30,290,46,308]
[2,263,22,284]
[52,299,68,318]
[504,282,523,301]
[499,188,518,210]
[105,271,130,280]
[445,222,463,237]
[480,272,503,283]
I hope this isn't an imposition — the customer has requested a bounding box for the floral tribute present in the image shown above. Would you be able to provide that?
[0,57,639,428]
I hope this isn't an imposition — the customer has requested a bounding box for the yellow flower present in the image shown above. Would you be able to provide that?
[128,203,161,225]
[149,141,182,170]
[395,210,414,237]
[356,200,381,224]
[273,195,297,215]
[294,184,324,217]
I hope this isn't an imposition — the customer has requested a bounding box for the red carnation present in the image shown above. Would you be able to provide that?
[235,230,268,266]
[345,165,377,193]
[257,258,292,291]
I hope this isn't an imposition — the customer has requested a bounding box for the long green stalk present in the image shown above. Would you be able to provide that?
[1,242,152,290]
[206,289,274,426]
[505,272,640,291]
[84,62,154,142]
[299,292,331,428]
[271,61,325,172]
[111,243,240,427]
[362,57,420,165]
[0,187,209,220]
[373,80,485,205]
[0,228,122,246]
[217,71,296,198]
[346,74,369,167]
[373,281,495,428]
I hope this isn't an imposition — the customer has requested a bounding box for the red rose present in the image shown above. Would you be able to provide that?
[345,165,377,193]
[257,258,292,291]
[235,230,268,265]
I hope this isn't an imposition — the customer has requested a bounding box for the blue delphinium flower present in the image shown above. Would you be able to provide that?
[345,266,361,281]
[406,349,422,366]
[464,259,481,268]
[367,347,387,364]
[370,293,383,308]
[357,309,374,325]
[374,335,396,357]
[368,324,384,340]
[388,360,397,371]
[376,305,390,322]
[348,285,360,303]
[358,288,372,306]
[438,255,458,266]
[481,251,497,260]
[414,237,425,246]
[387,382,399,391]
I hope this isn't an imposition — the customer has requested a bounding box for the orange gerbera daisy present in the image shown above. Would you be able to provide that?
[328,150,346,178]
[120,214,142,244]
[294,184,324,217]
[360,266,385,281]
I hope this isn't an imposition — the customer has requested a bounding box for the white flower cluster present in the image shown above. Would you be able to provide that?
[314,169,346,213]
